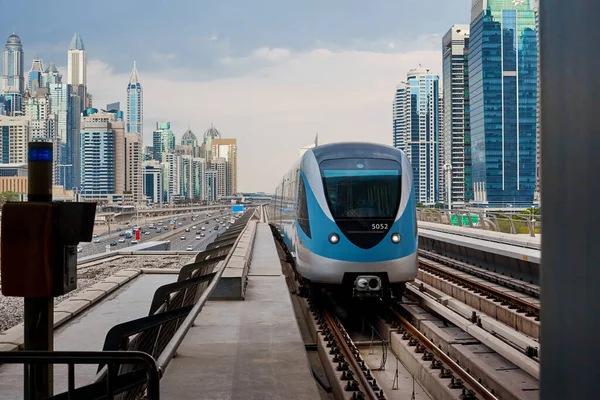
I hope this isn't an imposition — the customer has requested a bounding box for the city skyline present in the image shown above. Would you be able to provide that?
[2,0,472,192]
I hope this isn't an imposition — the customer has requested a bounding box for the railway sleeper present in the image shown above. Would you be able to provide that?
[417,269,540,339]
[392,302,539,400]
[372,316,474,400]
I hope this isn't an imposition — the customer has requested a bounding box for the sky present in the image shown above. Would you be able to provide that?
[2,0,474,192]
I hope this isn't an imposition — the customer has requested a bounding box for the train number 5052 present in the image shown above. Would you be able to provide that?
[372,223,388,230]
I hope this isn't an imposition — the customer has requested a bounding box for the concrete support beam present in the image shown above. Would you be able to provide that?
[540,2,600,398]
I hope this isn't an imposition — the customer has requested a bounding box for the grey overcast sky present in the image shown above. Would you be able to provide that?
[3,0,474,192]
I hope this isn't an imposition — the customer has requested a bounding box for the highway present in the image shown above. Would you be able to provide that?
[78,210,237,258]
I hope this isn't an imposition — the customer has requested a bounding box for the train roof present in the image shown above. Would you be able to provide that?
[309,142,404,164]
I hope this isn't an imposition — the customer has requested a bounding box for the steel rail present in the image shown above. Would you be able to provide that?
[322,309,382,400]
[387,305,498,400]
[419,258,540,317]
[419,249,540,298]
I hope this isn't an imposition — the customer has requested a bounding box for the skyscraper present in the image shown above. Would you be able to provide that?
[1,34,25,94]
[211,138,238,196]
[181,128,198,147]
[143,160,163,204]
[126,61,143,135]
[469,0,537,206]
[80,111,124,195]
[201,123,221,168]
[42,62,61,87]
[48,83,72,187]
[533,0,541,202]
[0,116,29,163]
[393,68,441,205]
[67,32,87,110]
[152,122,175,161]
[125,133,143,203]
[392,85,407,150]
[28,58,44,96]
[24,87,56,141]
[442,25,471,207]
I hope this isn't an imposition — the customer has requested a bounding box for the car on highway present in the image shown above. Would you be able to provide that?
[195,235,201,240]
[186,245,193,251]
[192,226,197,229]
[205,221,209,224]
[201,226,206,231]
[214,225,219,231]
[118,238,125,243]
[145,231,151,235]
[93,234,98,239]
[180,236,186,240]
[185,228,190,232]
[200,232,205,237]
[93,238,100,243]
[77,245,83,253]
[131,240,139,244]
[110,240,118,246]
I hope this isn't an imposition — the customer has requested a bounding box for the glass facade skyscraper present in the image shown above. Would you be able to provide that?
[1,34,25,94]
[392,68,441,205]
[469,0,537,206]
[152,122,175,161]
[442,24,472,206]
[80,121,116,195]
[126,61,143,135]
[28,58,44,96]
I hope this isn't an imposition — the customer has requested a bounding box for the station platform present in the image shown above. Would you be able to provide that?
[160,223,321,400]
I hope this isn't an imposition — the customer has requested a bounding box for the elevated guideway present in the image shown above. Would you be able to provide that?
[0,205,320,400]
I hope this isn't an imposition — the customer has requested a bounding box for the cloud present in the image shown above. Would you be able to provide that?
[86,45,441,192]
[150,51,178,66]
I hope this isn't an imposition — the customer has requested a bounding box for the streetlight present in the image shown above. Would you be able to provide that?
[443,164,453,210]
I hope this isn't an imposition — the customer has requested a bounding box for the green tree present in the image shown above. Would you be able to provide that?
[0,191,20,206]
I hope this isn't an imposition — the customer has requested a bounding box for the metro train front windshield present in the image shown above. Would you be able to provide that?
[320,158,401,221]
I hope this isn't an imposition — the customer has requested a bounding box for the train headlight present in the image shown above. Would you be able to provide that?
[391,233,401,244]
[328,233,340,244]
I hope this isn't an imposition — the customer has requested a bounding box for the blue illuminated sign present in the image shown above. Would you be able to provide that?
[28,146,53,162]
[232,205,244,213]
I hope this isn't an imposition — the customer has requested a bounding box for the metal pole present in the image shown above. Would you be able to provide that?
[25,142,54,400]
[541,1,600,399]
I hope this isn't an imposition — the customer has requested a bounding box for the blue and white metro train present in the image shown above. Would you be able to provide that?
[269,142,418,298]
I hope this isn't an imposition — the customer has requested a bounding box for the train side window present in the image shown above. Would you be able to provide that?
[298,177,311,238]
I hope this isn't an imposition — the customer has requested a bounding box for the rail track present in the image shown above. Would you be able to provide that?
[313,302,386,400]
[419,249,540,298]
[384,300,498,400]
[418,253,540,319]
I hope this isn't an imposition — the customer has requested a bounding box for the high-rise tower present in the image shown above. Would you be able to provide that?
[42,62,62,87]
[442,25,471,207]
[28,58,44,95]
[469,0,537,206]
[126,61,143,136]
[67,32,86,109]
[533,0,541,203]
[1,33,25,94]
[393,68,441,205]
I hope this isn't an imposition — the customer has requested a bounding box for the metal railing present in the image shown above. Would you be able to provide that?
[416,208,542,237]
[0,351,160,400]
